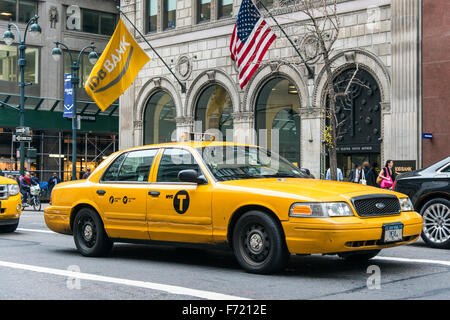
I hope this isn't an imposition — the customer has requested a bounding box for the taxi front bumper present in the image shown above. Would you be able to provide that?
[282,211,423,255]
[0,194,22,222]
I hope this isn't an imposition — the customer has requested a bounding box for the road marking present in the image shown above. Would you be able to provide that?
[374,256,450,267]
[0,260,249,300]
[17,228,54,234]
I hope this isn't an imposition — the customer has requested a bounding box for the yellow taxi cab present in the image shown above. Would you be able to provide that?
[0,176,22,233]
[44,141,423,274]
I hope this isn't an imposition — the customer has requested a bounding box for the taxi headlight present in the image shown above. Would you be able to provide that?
[7,184,19,196]
[399,197,414,212]
[289,202,354,218]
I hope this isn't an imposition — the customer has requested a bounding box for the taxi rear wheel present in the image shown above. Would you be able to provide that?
[232,211,289,274]
[73,208,113,257]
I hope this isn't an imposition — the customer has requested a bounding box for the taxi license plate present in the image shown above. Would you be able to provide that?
[382,223,403,243]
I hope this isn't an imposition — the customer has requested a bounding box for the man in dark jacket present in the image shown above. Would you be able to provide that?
[47,172,61,194]
[348,164,363,183]
[363,162,378,187]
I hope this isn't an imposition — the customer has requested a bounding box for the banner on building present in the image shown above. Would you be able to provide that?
[63,73,74,118]
[85,18,150,111]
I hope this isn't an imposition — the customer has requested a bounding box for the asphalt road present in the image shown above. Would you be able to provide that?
[0,204,449,300]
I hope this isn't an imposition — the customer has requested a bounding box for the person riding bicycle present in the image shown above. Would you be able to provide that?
[20,171,38,206]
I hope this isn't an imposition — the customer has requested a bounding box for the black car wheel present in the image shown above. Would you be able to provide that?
[73,207,113,256]
[338,250,381,261]
[420,198,450,249]
[232,211,289,274]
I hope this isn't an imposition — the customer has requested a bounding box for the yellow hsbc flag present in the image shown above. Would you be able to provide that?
[85,18,150,111]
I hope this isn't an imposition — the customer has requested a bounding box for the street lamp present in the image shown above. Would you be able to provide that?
[2,15,41,176]
[51,41,98,180]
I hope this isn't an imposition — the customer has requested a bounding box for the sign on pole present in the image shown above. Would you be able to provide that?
[63,73,74,118]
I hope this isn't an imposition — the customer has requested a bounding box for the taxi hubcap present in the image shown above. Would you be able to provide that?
[248,232,264,253]
[79,216,97,248]
[241,224,270,264]
[84,225,93,241]
[423,203,450,244]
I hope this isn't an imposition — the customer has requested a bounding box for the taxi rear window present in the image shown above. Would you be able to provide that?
[102,149,158,182]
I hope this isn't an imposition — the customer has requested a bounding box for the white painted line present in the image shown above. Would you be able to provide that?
[0,260,249,300]
[374,256,450,267]
[17,228,55,234]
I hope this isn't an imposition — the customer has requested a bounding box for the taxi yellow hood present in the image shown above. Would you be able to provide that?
[217,178,400,202]
[0,176,18,184]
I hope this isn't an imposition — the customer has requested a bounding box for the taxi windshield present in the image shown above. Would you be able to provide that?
[197,145,308,181]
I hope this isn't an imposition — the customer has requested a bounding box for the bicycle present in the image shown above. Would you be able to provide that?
[22,185,41,211]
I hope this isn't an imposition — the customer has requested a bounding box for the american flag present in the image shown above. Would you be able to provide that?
[230,0,277,89]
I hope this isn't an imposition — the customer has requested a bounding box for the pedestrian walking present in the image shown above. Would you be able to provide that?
[362,162,377,187]
[377,160,396,190]
[348,163,363,183]
[325,167,344,181]
[82,168,91,179]
[47,172,61,195]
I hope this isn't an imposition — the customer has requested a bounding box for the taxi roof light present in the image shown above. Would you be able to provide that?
[179,132,217,142]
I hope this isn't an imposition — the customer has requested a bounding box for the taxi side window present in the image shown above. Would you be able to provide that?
[102,153,127,181]
[103,149,158,182]
[157,148,201,183]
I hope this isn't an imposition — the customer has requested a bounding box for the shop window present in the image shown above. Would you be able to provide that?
[0,0,37,23]
[255,77,301,166]
[0,44,39,84]
[163,0,176,30]
[144,91,176,145]
[195,84,233,138]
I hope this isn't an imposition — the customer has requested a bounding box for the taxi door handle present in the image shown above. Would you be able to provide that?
[148,191,160,197]
[96,190,106,196]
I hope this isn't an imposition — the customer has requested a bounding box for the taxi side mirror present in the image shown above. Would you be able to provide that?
[178,169,208,185]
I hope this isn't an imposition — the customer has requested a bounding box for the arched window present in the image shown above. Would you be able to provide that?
[255,77,301,166]
[195,84,233,137]
[143,91,176,145]
[327,67,382,178]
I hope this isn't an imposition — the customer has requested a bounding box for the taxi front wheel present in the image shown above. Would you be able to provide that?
[232,211,289,274]
[73,208,113,257]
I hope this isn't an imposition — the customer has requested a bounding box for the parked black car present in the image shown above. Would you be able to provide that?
[394,156,450,248]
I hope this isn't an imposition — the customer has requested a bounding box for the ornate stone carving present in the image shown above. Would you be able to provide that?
[49,6,58,29]
[299,34,321,64]
[175,55,192,80]
[206,70,216,82]
[152,77,161,88]
[232,112,254,123]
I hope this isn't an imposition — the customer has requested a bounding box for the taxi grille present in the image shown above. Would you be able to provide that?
[0,185,7,200]
[352,195,401,217]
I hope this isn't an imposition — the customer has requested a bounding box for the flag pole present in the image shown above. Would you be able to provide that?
[257,1,315,79]
[116,6,186,93]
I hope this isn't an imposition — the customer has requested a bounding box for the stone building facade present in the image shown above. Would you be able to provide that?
[119,0,421,178]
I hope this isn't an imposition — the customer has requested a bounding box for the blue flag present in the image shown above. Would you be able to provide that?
[63,73,74,118]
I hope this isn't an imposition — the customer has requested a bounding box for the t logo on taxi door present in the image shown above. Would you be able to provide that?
[173,190,190,214]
